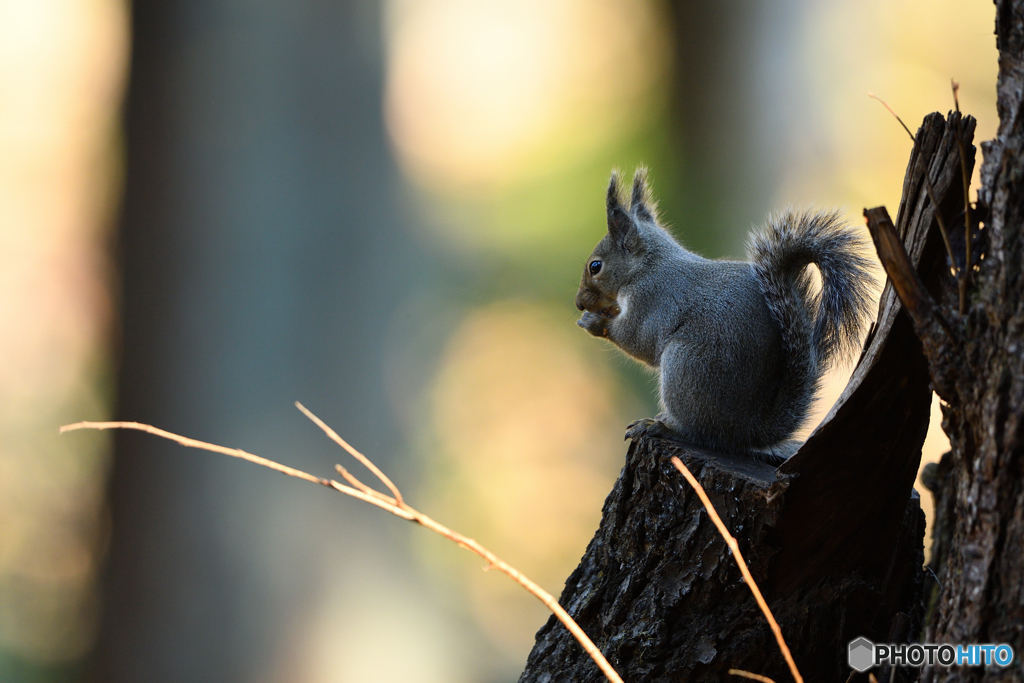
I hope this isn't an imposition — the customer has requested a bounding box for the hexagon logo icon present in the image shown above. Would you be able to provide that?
[848,637,875,672]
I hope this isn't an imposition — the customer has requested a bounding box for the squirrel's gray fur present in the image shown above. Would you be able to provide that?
[575,168,874,463]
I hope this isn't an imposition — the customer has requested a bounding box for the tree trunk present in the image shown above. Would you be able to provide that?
[518,438,927,682]
[917,2,1024,681]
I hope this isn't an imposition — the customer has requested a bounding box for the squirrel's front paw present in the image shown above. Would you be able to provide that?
[625,417,673,441]
[577,311,610,338]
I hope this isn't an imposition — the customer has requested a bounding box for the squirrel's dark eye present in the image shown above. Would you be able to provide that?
[589,260,602,276]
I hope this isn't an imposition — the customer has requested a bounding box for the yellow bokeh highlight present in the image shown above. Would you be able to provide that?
[384,0,670,194]
[423,302,636,656]
[782,0,997,213]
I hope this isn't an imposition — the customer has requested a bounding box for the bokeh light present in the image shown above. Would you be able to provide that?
[384,0,672,260]
[385,0,670,193]
[776,0,997,213]
[421,302,635,657]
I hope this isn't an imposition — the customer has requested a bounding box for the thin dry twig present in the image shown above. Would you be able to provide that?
[729,669,778,683]
[59,420,330,485]
[296,401,404,507]
[61,407,624,683]
[671,456,804,683]
[868,92,915,141]
[333,462,390,502]
[952,78,973,308]
[868,92,960,286]
[58,421,411,518]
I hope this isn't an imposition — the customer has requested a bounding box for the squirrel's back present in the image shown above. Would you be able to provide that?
[657,258,792,452]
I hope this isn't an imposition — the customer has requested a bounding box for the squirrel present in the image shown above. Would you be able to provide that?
[574,168,874,464]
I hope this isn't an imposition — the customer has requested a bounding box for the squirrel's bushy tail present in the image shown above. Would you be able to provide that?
[748,208,875,379]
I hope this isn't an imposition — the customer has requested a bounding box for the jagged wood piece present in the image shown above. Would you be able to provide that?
[520,113,972,682]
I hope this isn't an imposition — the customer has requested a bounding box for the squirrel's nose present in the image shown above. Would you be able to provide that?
[575,292,585,311]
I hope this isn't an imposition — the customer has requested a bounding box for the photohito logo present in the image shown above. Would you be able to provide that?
[848,638,1015,672]
[848,638,874,672]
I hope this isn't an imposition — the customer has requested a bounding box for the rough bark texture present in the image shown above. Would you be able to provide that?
[521,442,788,681]
[918,2,1024,681]
[519,112,977,683]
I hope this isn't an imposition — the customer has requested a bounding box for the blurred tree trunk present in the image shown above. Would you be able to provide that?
[88,1,415,681]
[662,0,770,255]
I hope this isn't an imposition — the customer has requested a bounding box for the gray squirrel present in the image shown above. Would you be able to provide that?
[575,168,874,463]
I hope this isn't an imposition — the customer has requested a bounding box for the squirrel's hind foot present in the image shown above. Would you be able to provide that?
[625,417,675,442]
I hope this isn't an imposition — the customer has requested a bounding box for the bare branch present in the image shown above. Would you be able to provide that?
[334,463,396,505]
[729,670,778,683]
[296,401,404,507]
[868,92,915,141]
[60,421,332,487]
[61,414,624,683]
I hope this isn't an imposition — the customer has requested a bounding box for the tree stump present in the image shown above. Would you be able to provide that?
[519,436,924,682]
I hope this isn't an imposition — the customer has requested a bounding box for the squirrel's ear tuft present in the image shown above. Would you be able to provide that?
[606,170,636,247]
[630,166,657,222]
[606,170,623,212]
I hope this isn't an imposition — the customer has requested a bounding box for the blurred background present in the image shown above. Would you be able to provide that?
[0,0,997,681]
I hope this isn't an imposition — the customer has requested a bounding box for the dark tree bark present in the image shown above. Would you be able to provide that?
[518,5,1024,676]
[915,2,1024,681]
